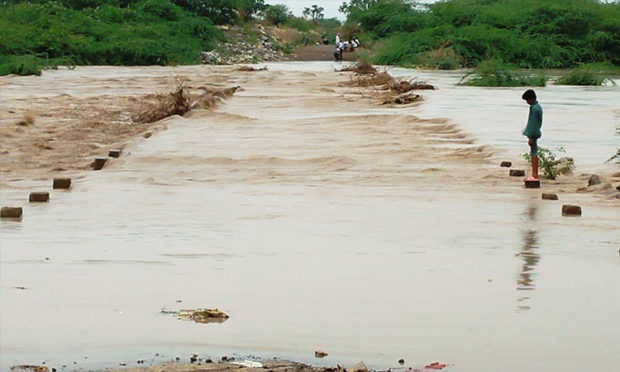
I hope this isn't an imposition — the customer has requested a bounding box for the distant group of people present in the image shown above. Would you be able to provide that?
[333,32,361,62]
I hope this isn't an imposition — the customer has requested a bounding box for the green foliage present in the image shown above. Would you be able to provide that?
[0,54,44,76]
[522,146,574,180]
[302,4,324,20]
[0,1,222,75]
[280,43,295,55]
[318,17,342,31]
[171,0,265,24]
[3,0,266,24]
[458,59,547,87]
[264,4,291,26]
[417,44,462,70]
[350,0,620,69]
[355,0,425,38]
[339,0,379,20]
[553,63,617,86]
[283,16,313,32]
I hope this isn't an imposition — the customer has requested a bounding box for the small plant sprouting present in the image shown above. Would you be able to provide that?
[522,146,575,180]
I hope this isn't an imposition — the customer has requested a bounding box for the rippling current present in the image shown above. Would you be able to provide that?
[1,63,618,371]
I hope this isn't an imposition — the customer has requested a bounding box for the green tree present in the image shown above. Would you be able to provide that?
[171,0,265,24]
[303,4,324,20]
[264,4,290,26]
[339,0,379,18]
[0,0,222,75]
[349,0,620,69]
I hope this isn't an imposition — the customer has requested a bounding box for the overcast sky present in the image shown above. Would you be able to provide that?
[265,0,619,20]
[264,0,439,21]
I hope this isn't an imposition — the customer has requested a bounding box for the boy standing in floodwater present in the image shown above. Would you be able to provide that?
[522,89,543,180]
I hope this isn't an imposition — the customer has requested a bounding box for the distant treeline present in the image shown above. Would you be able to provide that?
[343,0,619,69]
[2,0,619,75]
[0,0,267,75]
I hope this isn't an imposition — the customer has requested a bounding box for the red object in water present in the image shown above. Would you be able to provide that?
[424,362,447,370]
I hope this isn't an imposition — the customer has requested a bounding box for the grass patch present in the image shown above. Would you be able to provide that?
[0,55,45,76]
[459,59,547,87]
[553,64,617,86]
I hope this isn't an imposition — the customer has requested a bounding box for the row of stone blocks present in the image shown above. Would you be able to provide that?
[2,149,121,220]
[500,161,581,216]
[93,149,121,170]
[0,177,72,219]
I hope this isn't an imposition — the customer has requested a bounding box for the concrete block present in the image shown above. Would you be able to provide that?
[510,169,525,177]
[314,350,328,358]
[1,206,23,218]
[525,179,540,188]
[53,178,71,189]
[562,204,582,216]
[29,192,49,202]
[542,193,558,200]
[93,157,107,170]
[500,161,512,167]
[108,149,121,158]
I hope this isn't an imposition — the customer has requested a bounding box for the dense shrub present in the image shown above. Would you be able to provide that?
[458,59,547,87]
[352,0,619,69]
[264,4,291,26]
[171,0,265,25]
[3,0,266,24]
[0,54,44,75]
[417,45,462,70]
[0,0,222,75]
[283,16,313,32]
[553,63,617,86]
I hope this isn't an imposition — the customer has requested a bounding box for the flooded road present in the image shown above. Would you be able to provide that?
[1,63,619,371]
[392,67,619,170]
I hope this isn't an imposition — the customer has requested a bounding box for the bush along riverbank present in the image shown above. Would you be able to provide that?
[0,0,343,75]
[342,0,619,72]
[0,0,226,75]
[2,0,619,85]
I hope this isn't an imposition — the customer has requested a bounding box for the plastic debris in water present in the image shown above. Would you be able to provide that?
[424,362,448,370]
[177,308,229,324]
[232,360,263,368]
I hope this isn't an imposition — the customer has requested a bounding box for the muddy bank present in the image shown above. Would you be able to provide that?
[18,356,445,372]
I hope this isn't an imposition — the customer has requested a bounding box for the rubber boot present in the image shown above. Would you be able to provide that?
[532,156,539,180]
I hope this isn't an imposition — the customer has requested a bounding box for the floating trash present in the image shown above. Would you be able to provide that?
[161,307,229,324]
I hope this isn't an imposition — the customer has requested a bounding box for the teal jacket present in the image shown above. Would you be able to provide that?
[523,101,543,139]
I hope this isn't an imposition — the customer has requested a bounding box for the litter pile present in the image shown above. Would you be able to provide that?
[162,308,230,324]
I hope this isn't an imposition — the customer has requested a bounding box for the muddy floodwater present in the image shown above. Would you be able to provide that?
[1,62,619,372]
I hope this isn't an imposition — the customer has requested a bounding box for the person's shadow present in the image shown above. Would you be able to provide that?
[516,203,541,311]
